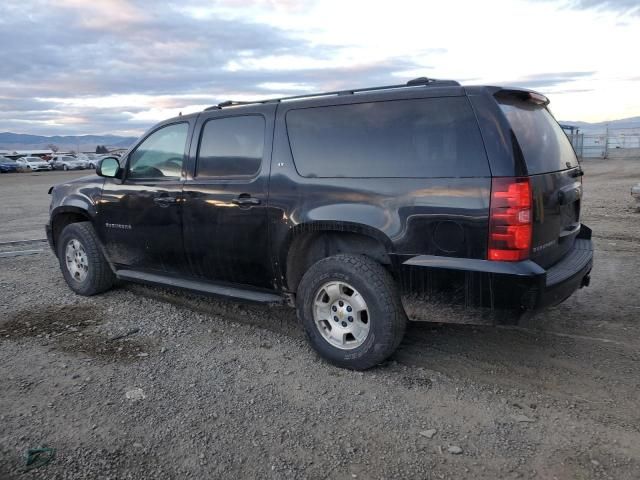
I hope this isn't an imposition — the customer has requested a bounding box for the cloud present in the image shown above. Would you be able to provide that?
[537,0,640,16]
[568,0,640,15]
[0,0,436,135]
[507,71,597,90]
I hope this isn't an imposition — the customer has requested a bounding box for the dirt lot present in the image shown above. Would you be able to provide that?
[1,161,639,479]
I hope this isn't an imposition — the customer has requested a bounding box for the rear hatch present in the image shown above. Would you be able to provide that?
[497,91,583,268]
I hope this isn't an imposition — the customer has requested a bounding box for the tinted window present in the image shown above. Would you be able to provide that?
[498,98,578,174]
[197,116,265,178]
[128,123,188,179]
[286,97,488,178]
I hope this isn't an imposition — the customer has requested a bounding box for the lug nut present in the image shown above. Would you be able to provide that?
[338,301,344,307]
[332,306,337,312]
[333,316,339,322]
[346,306,352,312]
[348,316,353,322]
[341,321,347,327]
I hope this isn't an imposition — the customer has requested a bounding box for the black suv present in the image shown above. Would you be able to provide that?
[47,78,593,370]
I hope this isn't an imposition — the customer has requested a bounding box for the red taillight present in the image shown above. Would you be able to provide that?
[488,177,532,262]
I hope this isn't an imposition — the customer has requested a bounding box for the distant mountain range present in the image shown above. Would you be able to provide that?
[0,132,138,152]
[1,116,639,152]
[559,116,640,133]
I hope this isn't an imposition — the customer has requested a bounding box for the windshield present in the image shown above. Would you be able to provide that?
[498,97,579,174]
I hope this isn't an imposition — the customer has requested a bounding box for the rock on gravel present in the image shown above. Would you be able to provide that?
[513,414,536,423]
[125,387,146,401]
[419,429,437,439]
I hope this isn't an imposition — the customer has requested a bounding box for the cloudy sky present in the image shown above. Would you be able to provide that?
[1,0,639,136]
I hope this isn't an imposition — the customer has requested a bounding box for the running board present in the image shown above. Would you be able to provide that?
[116,269,285,304]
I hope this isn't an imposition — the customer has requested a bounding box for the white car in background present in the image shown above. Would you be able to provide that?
[75,153,95,169]
[51,155,87,171]
[16,156,52,172]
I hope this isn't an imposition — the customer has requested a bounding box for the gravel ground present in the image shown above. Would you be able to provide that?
[0,170,87,242]
[1,160,639,479]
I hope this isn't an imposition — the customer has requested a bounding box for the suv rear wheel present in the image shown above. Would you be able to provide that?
[57,222,115,296]
[296,254,406,370]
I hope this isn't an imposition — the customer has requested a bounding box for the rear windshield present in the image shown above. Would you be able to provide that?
[498,97,578,174]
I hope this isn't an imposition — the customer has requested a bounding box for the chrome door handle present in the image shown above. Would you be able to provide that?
[231,196,261,207]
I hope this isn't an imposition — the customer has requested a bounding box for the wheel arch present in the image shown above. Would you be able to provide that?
[282,221,395,293]
[50,206,93,253]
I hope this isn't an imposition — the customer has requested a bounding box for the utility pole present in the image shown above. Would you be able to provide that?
[604,122,609,159]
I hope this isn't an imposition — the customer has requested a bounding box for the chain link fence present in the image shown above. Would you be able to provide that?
[565,127,640,159]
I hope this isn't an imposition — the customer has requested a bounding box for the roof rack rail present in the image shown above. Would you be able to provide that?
[203,77,461,111]
[406,77,460,87]
[204,100,255,111]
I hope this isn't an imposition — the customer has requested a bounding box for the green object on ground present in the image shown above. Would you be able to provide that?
[24,447,55,471]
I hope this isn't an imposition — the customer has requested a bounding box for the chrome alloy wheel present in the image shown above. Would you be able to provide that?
[313,281,370,350]
[65,239,89,282]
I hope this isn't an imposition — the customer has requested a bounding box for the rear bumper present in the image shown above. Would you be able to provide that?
[529,233,593,309]
[402,224,593,312]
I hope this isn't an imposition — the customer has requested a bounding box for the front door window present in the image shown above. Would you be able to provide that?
[128,123,189,179]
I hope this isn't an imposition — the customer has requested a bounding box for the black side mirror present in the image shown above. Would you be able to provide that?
[96,157,121,178]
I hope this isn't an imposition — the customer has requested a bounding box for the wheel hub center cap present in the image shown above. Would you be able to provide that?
[331,301,352,322]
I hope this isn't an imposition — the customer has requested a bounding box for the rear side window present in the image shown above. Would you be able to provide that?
[286,97,489,178]
[197,115,265,178]
[498,98,578,174]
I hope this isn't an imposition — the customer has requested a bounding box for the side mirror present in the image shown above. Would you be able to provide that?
[96,157,121,178]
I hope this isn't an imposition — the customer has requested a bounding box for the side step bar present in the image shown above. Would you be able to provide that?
[116,269,285,304]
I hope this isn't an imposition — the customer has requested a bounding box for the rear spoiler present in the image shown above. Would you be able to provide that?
[494,88,550,106]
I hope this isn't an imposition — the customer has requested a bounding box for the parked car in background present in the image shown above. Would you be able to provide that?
[75,154,95,169]
[0,156,19,173]
[16,156,52,172]
[51,155,86,171]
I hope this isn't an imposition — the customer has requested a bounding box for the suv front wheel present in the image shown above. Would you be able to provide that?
[57,222,115,296]
[296,254,406,370]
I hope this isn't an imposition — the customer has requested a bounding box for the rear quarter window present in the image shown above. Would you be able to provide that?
[498,97,579,174]
[286,97,489,178]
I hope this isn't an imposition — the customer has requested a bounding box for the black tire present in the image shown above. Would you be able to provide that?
[296,254,406,370]
[57,222,115,296]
